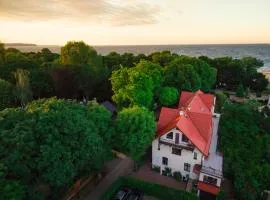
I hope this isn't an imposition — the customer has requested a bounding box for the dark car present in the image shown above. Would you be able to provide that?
[126,189,143,200]
[113,187,132,200]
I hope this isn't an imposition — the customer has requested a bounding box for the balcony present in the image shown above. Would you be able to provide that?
[200,166,223,178]
[159,138,195,151]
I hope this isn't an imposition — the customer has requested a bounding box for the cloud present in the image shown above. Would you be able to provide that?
[0,0,161,26]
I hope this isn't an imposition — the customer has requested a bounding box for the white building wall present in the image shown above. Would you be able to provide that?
[152,129,203,180]
[198,172,222,187]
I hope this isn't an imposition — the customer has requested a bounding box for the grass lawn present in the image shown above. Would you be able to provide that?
[101,176,198,200]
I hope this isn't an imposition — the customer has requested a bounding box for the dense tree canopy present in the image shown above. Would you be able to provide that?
[219,102,270,200]
[0,78,14,110]
[158,87,179,106]
[59,41,98,66]
[0,98,112,199]
[200,56,268,92]
[111,60,163,109]
[114,106,156,162]
[214,92,228,113]
[236,84,245,97]
[163,59,201,92]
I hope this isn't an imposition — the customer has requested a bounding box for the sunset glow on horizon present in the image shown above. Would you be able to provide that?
[1,0,270,45]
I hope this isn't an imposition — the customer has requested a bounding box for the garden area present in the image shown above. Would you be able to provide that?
[101,177,198,200]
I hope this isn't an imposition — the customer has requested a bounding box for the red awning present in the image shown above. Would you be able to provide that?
[197,181,220,195]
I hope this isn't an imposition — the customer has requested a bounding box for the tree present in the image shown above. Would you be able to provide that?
[13,69,32,107]
[40,48,56,62]
[150,51,175,67]
[0,98,112,198]
[236,84,245,97]
[163,59,201,92]
[0,79,15,110]
[51,66,77,99]
[29,69,55,99]
[214,92,228,112]
[0,42,4,65]
[248,73,268,93]
[87,101,113,146]
[115,106,156,162]
[219,102,270,200]
[59,41,98,65]
[103,51,122,71]
[158,87,179,106]
[175,56,217,91]
[60,41,109,99]
[111,61,162,109]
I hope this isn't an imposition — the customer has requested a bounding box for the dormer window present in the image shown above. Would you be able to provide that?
[166,132,173,139]
[182,134,189,142]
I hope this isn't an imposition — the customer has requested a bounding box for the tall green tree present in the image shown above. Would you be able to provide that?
[29,69,55,99]
[158,87,179,106]
[111,61,162,108]
[60,41,109,99]
[115,106,156,162]
[0,98,112,199]
[13,69,32,107]
[163,58,201,92]
[0,42,4,65]
[219,102,270,200]
[0,79,14,110]
[59,41,98,65]
[236,84,245,97]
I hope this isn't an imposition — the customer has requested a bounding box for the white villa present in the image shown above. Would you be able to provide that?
[152,90,223,199]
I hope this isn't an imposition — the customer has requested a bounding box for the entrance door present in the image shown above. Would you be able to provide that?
[175,133,179,144]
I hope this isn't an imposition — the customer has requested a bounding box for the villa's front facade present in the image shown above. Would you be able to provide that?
[152,90,223,198]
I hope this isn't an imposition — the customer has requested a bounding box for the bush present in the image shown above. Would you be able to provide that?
[158,87,179,106]
[173,171,182,181]
[215,92,228,112]
[236,84,245,97]
[164,167,172,177]
[101,177,198,200]
[216,190,226,200]
[152,165,161,173]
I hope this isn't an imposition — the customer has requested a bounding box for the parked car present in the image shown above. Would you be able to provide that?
[113,187,132,200]
[127,189,143,200]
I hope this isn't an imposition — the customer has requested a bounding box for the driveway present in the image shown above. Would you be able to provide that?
[131,161,186,191]
[81,156,133,200]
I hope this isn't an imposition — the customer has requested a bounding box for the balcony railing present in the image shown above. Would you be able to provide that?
[159,138,195,151]
[200,166,223,178]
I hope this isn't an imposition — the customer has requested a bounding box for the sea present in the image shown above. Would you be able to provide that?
[6,44,270,69]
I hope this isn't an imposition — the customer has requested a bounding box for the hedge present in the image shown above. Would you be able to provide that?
[101,177,198,200]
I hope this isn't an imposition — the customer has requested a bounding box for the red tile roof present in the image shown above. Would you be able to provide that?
[157,90,215,156]
[197,181,220,195]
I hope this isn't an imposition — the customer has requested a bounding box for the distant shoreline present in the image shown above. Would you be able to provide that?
[4,43,270,47]
[5,43,37,46]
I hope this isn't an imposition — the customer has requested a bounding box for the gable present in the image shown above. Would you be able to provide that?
[156,90,215,156]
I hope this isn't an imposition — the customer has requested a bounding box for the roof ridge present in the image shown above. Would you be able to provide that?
[188,93,211,112]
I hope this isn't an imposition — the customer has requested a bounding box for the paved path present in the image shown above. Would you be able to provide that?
[82,157,133,200]
[131,162,186,191]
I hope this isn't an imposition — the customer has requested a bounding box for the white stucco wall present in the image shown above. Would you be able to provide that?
[199,172,222,187]
[152,129,203,180]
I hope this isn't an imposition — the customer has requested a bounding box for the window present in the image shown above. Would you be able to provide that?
[182,134,189,142]
[172,147,182,155]
[166,132,173,139]
[193,152,197,160]
[203,175,217,185]
[184,163,191,172]
[162,157,168,165]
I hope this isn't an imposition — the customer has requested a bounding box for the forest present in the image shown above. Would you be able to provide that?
[0,41,269,199]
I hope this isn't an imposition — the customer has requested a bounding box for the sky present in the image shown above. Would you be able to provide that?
[0,0,270,45]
